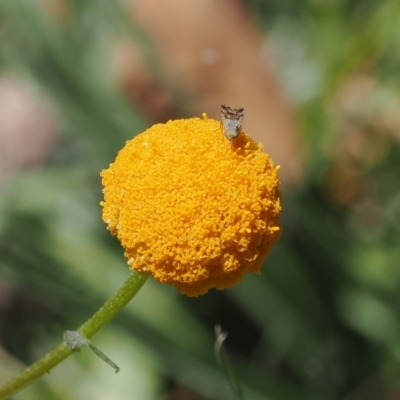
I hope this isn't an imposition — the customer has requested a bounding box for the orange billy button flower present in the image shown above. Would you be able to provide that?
[100,113,282,296]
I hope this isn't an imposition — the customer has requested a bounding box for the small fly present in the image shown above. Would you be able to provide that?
[220,104,245,140]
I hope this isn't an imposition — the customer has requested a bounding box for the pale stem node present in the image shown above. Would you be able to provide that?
[63,331,120,373]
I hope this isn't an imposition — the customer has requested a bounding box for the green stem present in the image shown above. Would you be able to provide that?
[0,272,149,400]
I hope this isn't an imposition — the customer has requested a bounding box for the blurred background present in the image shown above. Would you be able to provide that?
[1,0,400,399]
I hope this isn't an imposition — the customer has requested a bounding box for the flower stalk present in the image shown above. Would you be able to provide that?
[0,272,149,400]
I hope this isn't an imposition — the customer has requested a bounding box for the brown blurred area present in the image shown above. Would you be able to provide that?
[326,71,400,205]
[1,0,303,187]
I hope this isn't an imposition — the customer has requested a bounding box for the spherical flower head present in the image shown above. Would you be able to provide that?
[100,113,282,296]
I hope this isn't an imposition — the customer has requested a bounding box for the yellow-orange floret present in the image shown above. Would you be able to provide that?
[100,113,282,296]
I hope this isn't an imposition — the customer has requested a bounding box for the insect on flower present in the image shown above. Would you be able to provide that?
[220,104,245,140]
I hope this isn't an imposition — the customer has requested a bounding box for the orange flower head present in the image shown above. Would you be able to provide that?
[100,113,282,296]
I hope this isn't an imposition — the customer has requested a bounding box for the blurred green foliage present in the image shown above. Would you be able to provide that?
[1,0,400,399]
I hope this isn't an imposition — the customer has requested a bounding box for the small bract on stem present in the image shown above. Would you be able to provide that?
[64,331,120,373]
[0,272,148,399]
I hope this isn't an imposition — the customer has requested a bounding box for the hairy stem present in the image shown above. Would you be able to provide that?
[0,272,149,400]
